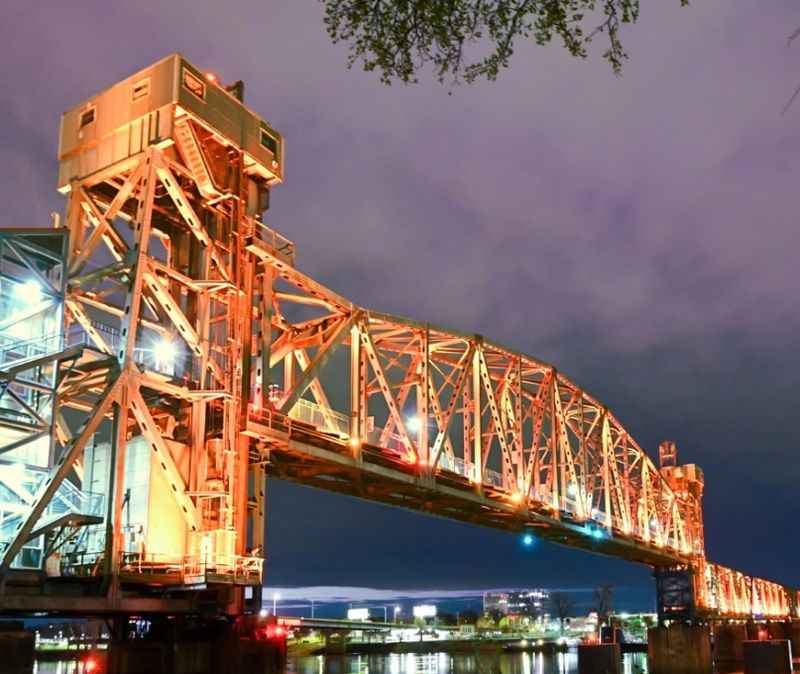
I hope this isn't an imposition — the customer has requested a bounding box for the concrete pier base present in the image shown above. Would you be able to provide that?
[0,622,34,674]
[713,623,746,672]
[742,639,792,674]
[577,643,620,674]
[787,622,800,655]
[108,640,169,674]
[107,618,286,674]
[767,621,800,654]
[648,624,712,674]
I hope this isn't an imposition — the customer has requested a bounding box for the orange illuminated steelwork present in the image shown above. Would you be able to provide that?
[0,54,794,621]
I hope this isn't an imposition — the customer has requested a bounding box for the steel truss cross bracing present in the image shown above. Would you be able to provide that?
[243,257,796,621]
[0,54,795,622]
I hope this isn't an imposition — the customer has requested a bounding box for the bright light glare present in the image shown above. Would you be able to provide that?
[13,279,42,305]
[153,338,178,369]
[406,415,421,433]
[259,608,268,618]
[522,533,534,546]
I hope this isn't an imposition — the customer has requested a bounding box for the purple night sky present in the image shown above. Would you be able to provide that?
[2,1,798,608]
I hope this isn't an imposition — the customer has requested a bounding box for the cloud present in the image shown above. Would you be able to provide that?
[262,586,595,604]
[1,0,797,590]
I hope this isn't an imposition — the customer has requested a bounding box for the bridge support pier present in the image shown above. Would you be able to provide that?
[767,620,800,652]
[712,623,746,672]
[577,643,620,674]
[323,631,350,655]
[648,623,712,674]
[106,616,286,674]
[0,622,34,674]
[785,621,800,653]
[742,639,792,674]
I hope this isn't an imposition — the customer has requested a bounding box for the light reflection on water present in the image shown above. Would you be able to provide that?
[287,652,648,674]
[33,651,648,674]
[32,661,91,674]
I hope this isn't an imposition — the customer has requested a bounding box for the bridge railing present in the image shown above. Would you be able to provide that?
[287,399,350,438]
[251,402,710,561]
[118,551,263,585]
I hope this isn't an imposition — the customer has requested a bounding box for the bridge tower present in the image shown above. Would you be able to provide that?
[0,54,288,615]
[652,441,706,623]
[658,441,705,556]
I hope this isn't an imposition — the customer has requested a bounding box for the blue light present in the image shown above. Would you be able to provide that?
[522,534,534,546]
[585,525,605,540]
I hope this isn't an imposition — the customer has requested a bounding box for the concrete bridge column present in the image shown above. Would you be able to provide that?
[648,624,712,674]
[0,622,34,674]
[786,621,800,654]
[577,643,620,674]
[323,630,350,655]
[107,617,287,674]
[766,620,797,647]
[742,639,792,674]
[712,622,746,672]
[745,621,761,641]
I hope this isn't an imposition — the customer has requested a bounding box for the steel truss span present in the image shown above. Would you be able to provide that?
[0,54,795,621]
[243,251,796,622]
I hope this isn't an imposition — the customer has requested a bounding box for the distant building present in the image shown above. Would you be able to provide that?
[483,590,550,618]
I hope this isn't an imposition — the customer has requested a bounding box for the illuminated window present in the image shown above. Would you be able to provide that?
[260,128,278,157]
[182,69,206,100]
[131,78,150,101]
[79,107,95,129]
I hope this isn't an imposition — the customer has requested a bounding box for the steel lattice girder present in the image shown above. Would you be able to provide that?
[0,55,794,620]
[0,136,266,609]
[244,234,797,620]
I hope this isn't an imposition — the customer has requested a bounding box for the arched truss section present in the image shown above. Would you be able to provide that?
[245,246,703,564]
[0,53,790,618]
[243,249,794,619]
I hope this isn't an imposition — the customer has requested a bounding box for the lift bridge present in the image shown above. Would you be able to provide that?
[0,54,796,622]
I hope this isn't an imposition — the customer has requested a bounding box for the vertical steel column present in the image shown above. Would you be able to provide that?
[417,328,429,468]
[258,270,274,410]
[349,323,366,457]
[601,411,613,532]
[514,358,523,494]
[471,346,482,486]
[105,386,129,595]
[550,374,560,512]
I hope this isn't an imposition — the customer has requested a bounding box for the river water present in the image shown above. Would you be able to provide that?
[288,652,649,674]
[33,651,649,673]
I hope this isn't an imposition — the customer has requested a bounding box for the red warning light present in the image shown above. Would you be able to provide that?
[85,657,99,673]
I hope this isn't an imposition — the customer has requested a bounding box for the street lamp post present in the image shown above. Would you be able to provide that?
[272,592,281,616]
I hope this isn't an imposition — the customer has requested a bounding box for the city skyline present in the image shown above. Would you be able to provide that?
[259,584,654,618]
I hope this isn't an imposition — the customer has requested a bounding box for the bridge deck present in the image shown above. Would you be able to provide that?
[245,413,686,569]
